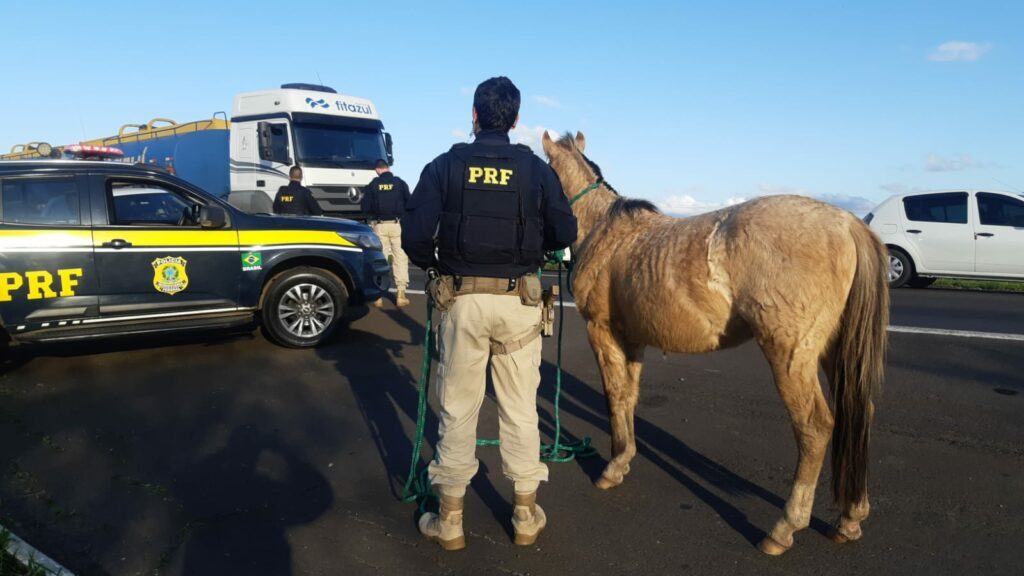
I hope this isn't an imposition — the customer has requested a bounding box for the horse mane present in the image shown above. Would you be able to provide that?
[608,197,660,218]
[555,133,657,217]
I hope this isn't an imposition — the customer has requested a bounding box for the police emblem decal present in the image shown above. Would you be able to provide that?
[152,256,189,295]
[241,252,263,271]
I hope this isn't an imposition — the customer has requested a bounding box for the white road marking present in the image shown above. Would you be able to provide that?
[393,289,1024,342]
[887,325,1024,342]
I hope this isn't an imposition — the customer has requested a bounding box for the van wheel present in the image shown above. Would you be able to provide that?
[888,249,913,288]
[261,267,347,348]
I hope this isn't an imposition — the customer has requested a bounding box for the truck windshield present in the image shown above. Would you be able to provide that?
[293,123,386,169]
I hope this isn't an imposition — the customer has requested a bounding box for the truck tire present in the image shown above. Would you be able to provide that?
[261,267,347,348]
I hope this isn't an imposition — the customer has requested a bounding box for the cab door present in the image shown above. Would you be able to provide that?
[89,174,243,319]
[974,191,1024,277]
[0,173,99,331]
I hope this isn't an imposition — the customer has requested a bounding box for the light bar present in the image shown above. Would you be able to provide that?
[64,145,125,156]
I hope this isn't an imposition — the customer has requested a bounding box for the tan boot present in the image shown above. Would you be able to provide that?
[512,491,546,546]
[396,288,410,308]
[418,489,466,551]
[372,298,384,308]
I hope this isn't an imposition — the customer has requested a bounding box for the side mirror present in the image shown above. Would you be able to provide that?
[200,205,227,229]
[384,132,394,165]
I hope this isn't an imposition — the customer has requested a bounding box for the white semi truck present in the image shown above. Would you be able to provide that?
[2,83,393,220]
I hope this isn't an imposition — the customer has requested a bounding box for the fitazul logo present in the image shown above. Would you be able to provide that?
[305,97,329,109]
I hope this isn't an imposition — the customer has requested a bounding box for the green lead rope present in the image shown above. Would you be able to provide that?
[400,256,595,511]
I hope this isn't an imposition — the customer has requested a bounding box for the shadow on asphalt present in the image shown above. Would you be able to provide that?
[319,307,830,548]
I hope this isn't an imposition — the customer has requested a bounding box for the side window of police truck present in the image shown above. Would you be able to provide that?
[1,178,82,227]
[977,192,1024,227]
[108,181,197,226]
[902,192,968,224]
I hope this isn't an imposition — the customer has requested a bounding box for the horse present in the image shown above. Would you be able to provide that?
[541,131,889,555]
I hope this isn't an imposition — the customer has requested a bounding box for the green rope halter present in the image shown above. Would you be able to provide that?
[569,179,603,206]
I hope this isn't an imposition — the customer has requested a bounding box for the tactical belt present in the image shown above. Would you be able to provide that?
[446,275,543,355]
[453,275,520,296]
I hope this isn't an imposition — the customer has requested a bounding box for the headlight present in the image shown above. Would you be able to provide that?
[337,231,383,250]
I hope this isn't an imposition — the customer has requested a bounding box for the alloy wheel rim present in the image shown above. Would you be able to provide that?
[889,255,904,283]
[277,283,335,339]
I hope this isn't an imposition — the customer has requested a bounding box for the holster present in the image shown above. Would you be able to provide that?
[540,284,559,337]
[427,275,455,312]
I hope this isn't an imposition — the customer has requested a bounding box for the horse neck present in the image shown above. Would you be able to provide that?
[571,185,617,244]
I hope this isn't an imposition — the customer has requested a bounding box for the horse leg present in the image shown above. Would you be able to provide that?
[758,347,835,556]
[586,321,643,490]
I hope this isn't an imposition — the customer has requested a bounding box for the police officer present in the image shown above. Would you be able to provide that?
[402,76,577,550]
[362,159,411,308]
[273,166,323,216]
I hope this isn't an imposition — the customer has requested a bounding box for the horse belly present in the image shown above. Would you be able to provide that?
[621,297,737,354]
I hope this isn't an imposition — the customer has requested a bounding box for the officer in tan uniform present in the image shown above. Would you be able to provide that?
[362,159,411,307]
[401,76,577,550]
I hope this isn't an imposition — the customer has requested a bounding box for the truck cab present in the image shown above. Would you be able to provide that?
[228,84,393,219]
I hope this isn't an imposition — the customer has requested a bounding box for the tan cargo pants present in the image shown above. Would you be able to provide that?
[371,220,409,290]
[427,293,548,493]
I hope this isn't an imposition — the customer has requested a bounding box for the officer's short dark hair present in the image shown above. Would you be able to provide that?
[375,159,389,170]
[474,77,520,133]
[289,166,302,179]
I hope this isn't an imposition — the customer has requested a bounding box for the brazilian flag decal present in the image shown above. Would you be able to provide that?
[241,252,263,271]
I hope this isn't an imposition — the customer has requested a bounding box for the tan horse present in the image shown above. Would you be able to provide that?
[542,132,889,555]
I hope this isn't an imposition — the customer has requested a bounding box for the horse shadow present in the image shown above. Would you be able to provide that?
[538,361,834,545]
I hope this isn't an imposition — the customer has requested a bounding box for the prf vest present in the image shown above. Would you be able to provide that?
[438,141,544,271]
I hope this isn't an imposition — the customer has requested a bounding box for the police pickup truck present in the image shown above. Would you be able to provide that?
[0,161,390,348]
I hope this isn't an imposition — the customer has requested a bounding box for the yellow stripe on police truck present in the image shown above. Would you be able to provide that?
[92,230,240,247]
[0,230,93,249]
[238,230,356,248]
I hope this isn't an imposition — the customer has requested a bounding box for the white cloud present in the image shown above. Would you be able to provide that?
[656,194,746,216]
[451,129,469,140]
[510,123,557,156]
[656,185,877,217]
[928,41,992,62]
[925,153,992,172]
[533,95,561,108]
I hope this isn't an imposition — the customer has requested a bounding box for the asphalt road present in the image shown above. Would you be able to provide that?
[0,287,1021,575]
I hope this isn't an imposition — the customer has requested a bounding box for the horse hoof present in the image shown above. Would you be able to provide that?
[757,536,791,556]
[830,525,862,544]
[594,473,622,490]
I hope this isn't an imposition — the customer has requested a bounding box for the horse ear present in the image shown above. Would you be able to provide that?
[541,130,556,158]
[575,131,587,152]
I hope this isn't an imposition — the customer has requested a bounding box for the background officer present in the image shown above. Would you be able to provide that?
[401,76,577,550]
[362,160,411,308]
[273,166,323,216]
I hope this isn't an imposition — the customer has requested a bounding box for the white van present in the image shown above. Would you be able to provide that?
[865,189,1024,287]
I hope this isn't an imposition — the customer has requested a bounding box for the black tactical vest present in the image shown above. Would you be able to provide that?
[438,141,544,271]
[369,174,404,219]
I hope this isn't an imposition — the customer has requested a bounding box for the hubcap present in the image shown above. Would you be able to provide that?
[888,255,904,283]
[277,283,335,339]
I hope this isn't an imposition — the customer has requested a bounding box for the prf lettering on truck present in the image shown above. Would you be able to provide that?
[0,269,83,302]
[467,167,514,186]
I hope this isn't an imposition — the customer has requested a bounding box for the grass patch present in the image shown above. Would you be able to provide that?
[0,529,49,576]
[932,278,1024,292]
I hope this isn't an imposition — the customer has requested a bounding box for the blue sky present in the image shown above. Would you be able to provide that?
[1,1,1021,215]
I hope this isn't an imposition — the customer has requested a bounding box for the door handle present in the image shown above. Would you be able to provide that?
[906,229,922,234]
[256,179,266,187]
[101,239,133,249]
[975,232,994,238]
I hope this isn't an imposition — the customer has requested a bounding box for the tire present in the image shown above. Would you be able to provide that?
[261,267,348,348]
[887,248,913,288]
[908,276,936,289]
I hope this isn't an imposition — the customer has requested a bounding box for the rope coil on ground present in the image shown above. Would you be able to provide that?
[400,255,595,511]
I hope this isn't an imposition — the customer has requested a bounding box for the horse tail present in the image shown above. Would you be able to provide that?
[830,219,889,509]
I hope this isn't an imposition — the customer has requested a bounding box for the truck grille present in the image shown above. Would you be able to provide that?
[309,186,364,215]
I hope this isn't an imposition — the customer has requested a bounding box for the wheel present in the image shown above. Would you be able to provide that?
[887,249,913,288]
[907,276,936,289]
[261,267,348,347]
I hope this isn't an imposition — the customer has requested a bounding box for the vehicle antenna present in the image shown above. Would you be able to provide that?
[316,71,324,89]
